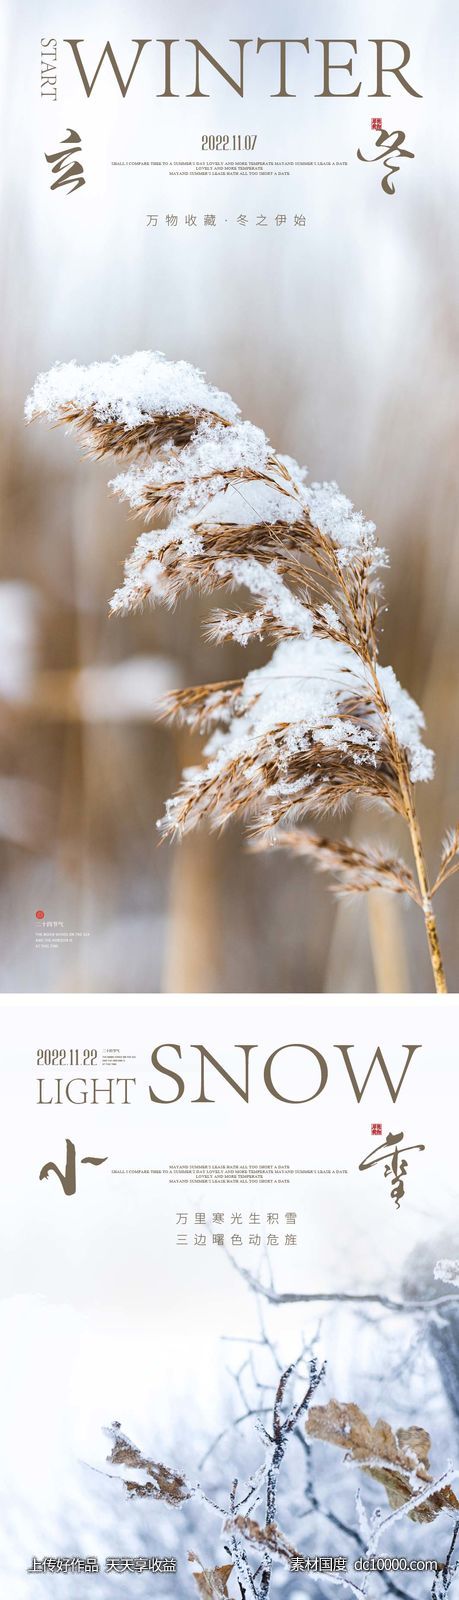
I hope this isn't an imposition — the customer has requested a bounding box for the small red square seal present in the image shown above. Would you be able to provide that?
[371,1123,382,1136]
[371,118,382,131]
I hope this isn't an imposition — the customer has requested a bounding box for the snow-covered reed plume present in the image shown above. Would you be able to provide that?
[26,351,459,992]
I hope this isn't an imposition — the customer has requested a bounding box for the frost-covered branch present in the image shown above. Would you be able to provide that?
[258,1355,325,1596]
[224,1298,452,1600]
[104,1354,325,1600]
[220,1248,459,1317]
[103,1334,459,1600]
[431,1519,459,1598]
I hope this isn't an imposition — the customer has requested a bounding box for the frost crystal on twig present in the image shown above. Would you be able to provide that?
[434,1261,459,1290]
[26,350,457,991]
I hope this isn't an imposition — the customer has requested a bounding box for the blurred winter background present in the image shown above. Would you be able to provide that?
[0,0,458,991]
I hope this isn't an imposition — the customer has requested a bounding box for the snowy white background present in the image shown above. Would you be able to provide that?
[1,996,458,1596]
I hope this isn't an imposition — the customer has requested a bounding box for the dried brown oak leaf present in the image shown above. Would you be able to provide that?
[188,1555,235,1597]
[306,1401,459,1523]
[224,1514,301,1568]
[106,1423,191,1505]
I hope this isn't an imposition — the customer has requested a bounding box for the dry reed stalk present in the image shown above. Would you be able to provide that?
[26,352,458,992]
